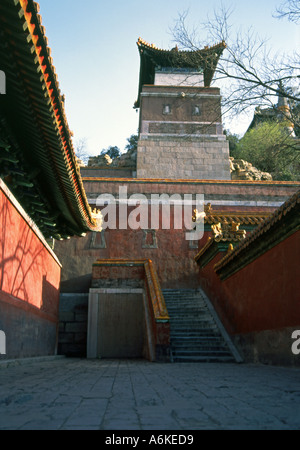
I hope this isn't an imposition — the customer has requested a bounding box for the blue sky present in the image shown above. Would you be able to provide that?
[38,0,299,156]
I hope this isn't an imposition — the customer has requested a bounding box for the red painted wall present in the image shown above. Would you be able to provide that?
[56,204,201,290]
[0,187,61,313]
[198,230,300,335]
[0,183,61,357]
[54,178,300,292]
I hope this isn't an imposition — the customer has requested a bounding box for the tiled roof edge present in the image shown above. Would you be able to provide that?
[214,190,300,278]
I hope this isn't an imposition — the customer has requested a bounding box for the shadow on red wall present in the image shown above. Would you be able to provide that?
[0,185,61,319]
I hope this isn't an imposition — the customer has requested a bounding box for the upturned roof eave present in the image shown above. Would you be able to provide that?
[135,37,226,107]
[0,0,101,238]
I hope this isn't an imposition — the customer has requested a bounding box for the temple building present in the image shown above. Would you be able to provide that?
[0,1,299,365]
[55,38,300,365]
[135,38,231,180]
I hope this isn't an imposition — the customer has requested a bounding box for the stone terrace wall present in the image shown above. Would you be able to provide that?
[137,137,231,180]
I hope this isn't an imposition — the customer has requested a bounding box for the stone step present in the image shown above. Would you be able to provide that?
[169,317,212,322]
[164,296,203,302]
[172,348,232,356]
[166,301,207,307]
[163,296,207,304]
[171,335,226,341]
[168,311,207,315]
[172,355,236,363]
[170,327,218,334]
[163,291,199,295]
[171,340,228,346]
[174,349,232,356]
[164,295,201,299]
[171,339,229,348]
[169,315,213,322]
[171,333,228,340]
[170,325,219,332]
[163,295,201,302]
[168,310,207,315]
[166,306,209,313]
[170,315,215,322]
[170,332,220,339]
[170,320,213,326]
[171,326,217,331]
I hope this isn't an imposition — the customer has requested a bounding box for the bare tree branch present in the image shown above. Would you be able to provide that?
[274,0,300,23]
[170,2,300,130]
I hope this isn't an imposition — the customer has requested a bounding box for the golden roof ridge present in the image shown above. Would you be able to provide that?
[137,37,227,53]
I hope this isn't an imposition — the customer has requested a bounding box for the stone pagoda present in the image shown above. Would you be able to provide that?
[135,38,231,180]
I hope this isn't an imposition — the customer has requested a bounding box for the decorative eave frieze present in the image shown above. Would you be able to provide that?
[192,203,270,229]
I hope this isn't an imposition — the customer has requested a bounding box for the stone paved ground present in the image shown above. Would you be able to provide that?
[0,357,299,430]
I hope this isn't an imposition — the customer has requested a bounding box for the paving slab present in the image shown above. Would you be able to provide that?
[0,357,299,430]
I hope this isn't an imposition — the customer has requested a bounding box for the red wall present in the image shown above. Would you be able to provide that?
[55,178,300,292]
[198,230,300,335]
[0,187,61,312]
[0,183,61,357]
[55,203,202,291]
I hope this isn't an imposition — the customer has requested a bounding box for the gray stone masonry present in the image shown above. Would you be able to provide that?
[137,137,231,180]
[58,294,89,357]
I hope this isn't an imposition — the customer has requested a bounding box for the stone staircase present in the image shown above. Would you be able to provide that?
[162,289,243,363]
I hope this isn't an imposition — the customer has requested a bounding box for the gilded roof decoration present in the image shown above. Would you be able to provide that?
[192,203,270,226]
[211,222,247,242]
[194,221,246,267]
[137,37,227,55]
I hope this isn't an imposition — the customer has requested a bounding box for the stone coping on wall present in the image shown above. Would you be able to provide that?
[82,177,300,187]
[89,288,144,294]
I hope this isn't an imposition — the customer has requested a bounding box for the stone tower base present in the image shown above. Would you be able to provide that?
[136,136,231,180]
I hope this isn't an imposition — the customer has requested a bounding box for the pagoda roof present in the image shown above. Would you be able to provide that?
[135,38,226,107]
[0,0,102,239]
